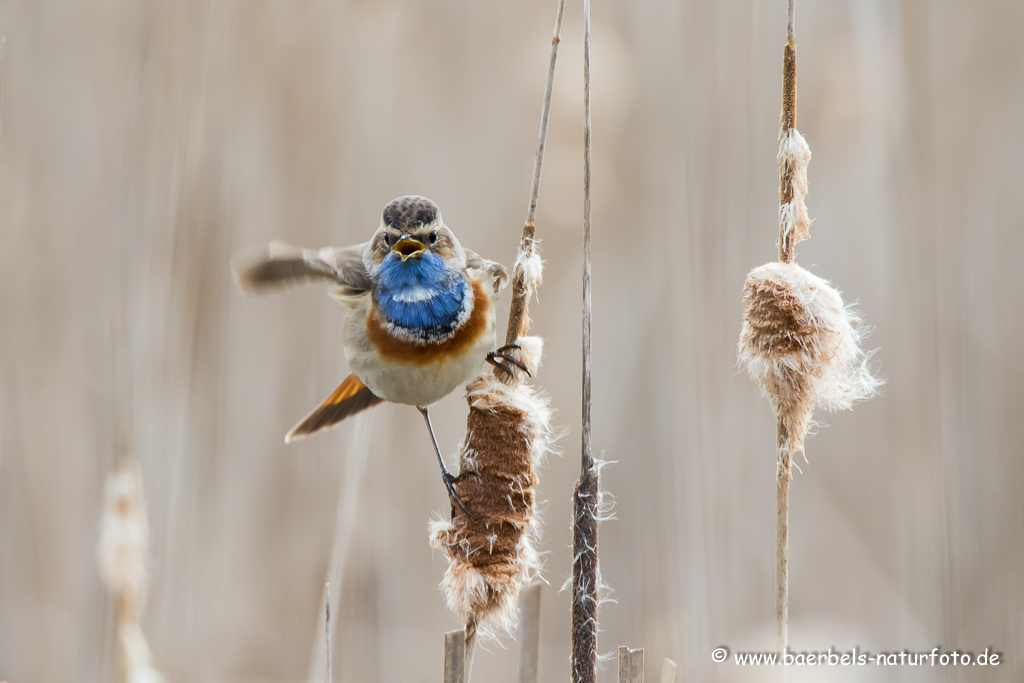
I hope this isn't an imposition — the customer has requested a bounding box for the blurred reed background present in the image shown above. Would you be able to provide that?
[1,1,1022,682]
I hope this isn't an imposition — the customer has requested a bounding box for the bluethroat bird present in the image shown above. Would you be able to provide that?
[233,195,527,515]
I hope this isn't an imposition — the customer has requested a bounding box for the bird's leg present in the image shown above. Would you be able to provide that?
[486,343,532,378]
[418,406,473,517]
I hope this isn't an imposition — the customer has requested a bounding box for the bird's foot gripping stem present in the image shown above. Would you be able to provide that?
[441,467,473,518]
[486,343,532,379]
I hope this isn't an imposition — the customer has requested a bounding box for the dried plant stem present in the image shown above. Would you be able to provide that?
[465,615,478,683]
[527,0,565,227]
[444,629,468,683]
[580,0,593,477]
[777,0,797,657]
[504,0,565,347]
[571,2,598,682]
[324,584,332,683]
[571,469,599,683]
[516,583,543,683]
[776,424,792,655]
[617,646,644,683]
[660,658,677,683]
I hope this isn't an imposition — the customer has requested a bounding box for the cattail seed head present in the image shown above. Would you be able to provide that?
[739,261,882,458]
[778,128,812,255]
[429,336,555,641]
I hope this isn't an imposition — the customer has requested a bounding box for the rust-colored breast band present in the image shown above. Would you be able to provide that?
[365,279,490,366]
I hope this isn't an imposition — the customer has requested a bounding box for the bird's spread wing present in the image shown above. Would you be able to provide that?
[232,241,372,298]
[464,248,510,293]
[285,373,384,443]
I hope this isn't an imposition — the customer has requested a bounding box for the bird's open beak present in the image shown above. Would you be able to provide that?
[393,237,425,260]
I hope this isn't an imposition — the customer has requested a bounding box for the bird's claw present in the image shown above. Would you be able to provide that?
[442,469,474,518]
[487,343,532,378]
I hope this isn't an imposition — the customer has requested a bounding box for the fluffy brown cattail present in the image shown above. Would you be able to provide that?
[739,261,881,461]
[429,274,556,642]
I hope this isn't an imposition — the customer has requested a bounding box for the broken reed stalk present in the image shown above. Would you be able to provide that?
[660,658,677,683]
[739,0,881,661]
[571,1,599,682]
[428,0,563,665]
[617,647,643,683]
[444,629,468,683]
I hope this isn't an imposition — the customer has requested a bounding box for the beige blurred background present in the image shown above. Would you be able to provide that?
[1,0,1022,682]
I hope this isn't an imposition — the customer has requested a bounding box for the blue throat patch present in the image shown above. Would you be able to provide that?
[374,252,467,340]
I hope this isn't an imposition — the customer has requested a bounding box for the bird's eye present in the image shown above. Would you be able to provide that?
[428,231,438,245]
[383,234,392,247]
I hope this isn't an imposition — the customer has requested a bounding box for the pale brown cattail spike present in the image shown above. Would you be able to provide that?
[739,0,882,657]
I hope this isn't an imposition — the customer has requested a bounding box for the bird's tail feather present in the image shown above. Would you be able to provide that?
[285,374,384,443]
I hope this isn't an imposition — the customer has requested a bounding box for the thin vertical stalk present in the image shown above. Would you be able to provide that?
[776,425,791,655]
[787,0,795,43]
[324,584,332,683]
[504,0,566,347]
[571,2,598,682]
[516,583,543,683]
[776,0,798,659]
[580,0,593,477]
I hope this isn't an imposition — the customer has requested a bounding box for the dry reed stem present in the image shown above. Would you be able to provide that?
[776,1,798,654]
[504,0,565,349]
[571,466,599,683]
[571,1,602,682]
[617,646,644,683]
[324,584,332,683]
[516,582,543,683]
[776,421,791,655]
[660,658,677,683]
[444,629,467,683]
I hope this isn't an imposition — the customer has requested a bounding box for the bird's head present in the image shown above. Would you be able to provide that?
[366,196,467,276]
